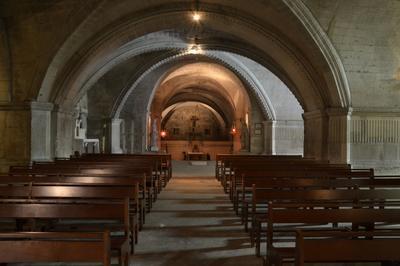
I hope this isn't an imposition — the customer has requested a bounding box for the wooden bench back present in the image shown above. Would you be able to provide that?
[0,173,143,186]
[266,205,400,252]
[243,176,400,190]
[253,187,400,205]
[0,231,110,265]
[295,230,400,265]
[0,199,128,221]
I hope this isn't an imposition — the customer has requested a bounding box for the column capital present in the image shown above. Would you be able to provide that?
[326,107,352,117]
[303,108,352,120]
[111,118,123,125]
[262,120,276,126]
[302,109,326,120]
[30,101,54,112]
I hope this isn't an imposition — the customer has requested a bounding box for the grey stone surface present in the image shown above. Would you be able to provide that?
[133,167,263,266]
[305,0,400,109]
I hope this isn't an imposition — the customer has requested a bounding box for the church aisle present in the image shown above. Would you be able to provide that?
[132,174,263,266]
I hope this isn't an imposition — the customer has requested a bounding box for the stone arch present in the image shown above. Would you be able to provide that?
[112,50,276,121]
[37,1,350,161]
[38,3,348,111]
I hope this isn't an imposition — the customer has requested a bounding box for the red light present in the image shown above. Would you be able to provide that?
[231,128,237,134]
[160,130,167,138]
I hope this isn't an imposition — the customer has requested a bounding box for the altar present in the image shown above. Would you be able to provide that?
[187,152,207,161]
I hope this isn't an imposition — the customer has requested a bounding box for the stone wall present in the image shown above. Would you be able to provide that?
[350,114,400,173]
[0,108,30,173]
[163,105,228,141]
[275,120,304,155]
[0,19,11,102]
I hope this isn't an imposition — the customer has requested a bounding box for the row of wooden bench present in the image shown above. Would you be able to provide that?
[216,154,400,265]
[0,153,172,265]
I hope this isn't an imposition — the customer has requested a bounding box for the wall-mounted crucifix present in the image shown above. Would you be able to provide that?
[191,115,199,131]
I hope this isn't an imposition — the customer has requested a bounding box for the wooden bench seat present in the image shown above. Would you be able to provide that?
[0,175,141,254]
[233,168,374,212]
[295,230,400,266]
[0,200,130,265]
[264,205,400,265]
[25,161,158,208]
[251,188,400,257]
[215,154,303,181]
[0,231,111,265]
[2,171,148,227]
[223,162,351,194]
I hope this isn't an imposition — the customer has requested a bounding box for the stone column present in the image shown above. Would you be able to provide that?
[31,101,54,161]
[263,120,275,155]
[52,106,76,158]
[326,108,351,164]
[129,119,135,153]
[111,118,123,154]
[302,110,328,160]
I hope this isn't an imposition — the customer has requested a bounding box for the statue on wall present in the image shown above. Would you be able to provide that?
[74,111,86,140]
[240,118,249,151]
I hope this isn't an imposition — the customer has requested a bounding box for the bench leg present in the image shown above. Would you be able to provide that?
[244,208,249,232]
[130,236,134,255]
[256,220,261,257]
[135,223,139,244]
[125,253,130,266]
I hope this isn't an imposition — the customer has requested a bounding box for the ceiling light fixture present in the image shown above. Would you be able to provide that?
[192,12,201,22]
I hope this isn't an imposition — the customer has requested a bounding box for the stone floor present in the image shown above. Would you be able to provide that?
[132,160,263,266]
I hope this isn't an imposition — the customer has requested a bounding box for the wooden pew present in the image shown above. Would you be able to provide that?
[72,153,171,187]
[29,160,157,206]
[0,174,141,253]
[30,184,139,254]
[265,206,400,265]
[233,168,374,213]
[215,154,303,181]
[0,231,111,265]
[295,230,400,266]
[223,161,349,194]
[0,200,130,265]
[251,187,400,257]
[6,167,149,225]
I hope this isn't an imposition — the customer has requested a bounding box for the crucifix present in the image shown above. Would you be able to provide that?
[190,115,199,133]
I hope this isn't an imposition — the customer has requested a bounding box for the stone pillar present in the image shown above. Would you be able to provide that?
[129,119,135,153]
[327,108,351,163]
[111,118,123,154]
[302,110,328,160]
[263,120,275,155]
[52,106,76,158]
[303,108,350,163]
[31,101,53,161]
